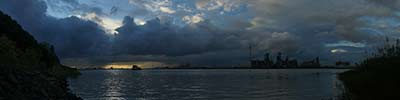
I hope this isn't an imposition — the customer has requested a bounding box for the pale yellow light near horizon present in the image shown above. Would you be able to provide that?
[104,64,138,69]
[102,61,172,69]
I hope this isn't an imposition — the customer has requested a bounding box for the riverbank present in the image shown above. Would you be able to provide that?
[0,66,81,100]
[77,66,354,71]
[151,66,355,70]
[338,40,400,99]
[339,66,400,99]
[0,11,81,99]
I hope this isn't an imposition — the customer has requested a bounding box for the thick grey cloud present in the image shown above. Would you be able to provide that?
[234,0,399,62]
[1,0,400,67]
[0,0,110,58]
[114,16,242,56]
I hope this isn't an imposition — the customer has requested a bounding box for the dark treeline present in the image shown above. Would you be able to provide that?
[0,11,81,99]
[339,38,400,100]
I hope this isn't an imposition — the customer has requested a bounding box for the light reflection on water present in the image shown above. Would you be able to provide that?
[68,69,347,100]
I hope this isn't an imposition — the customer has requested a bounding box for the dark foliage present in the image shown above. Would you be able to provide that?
[0,11,81,100]
[339,38,400,100]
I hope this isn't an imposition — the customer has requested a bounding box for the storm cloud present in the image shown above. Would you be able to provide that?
[114,16,242,56]
[0,0,110,58]
[1,0,399,67]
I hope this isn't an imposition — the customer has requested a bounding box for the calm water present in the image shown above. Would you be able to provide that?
[68,69,347,100]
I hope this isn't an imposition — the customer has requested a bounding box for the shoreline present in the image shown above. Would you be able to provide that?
[77,67,355,70]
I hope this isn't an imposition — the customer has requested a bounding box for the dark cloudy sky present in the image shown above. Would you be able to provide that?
[1,0,399,67]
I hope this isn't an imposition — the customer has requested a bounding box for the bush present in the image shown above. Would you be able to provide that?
[339,38,400,100]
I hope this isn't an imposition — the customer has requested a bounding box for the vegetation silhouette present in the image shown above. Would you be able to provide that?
[339,38,400,100]
[0,11,81,99]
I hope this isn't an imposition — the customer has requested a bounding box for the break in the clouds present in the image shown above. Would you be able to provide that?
[1,0,399,67]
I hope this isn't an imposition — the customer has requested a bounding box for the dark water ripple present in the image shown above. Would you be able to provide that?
[68,69,347,100]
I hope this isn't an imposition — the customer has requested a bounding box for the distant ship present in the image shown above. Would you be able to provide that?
[131,65,142,70]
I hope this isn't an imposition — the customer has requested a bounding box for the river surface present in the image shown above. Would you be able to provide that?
[68,69,347,100]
